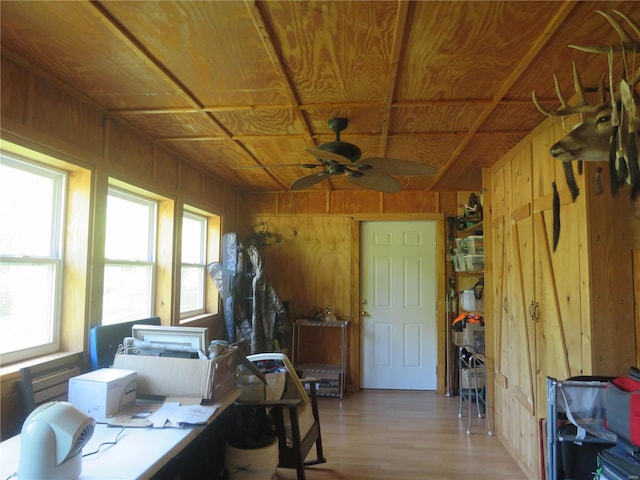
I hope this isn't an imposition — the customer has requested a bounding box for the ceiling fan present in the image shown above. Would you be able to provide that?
[291,117,437,193]
[238,118,438,193]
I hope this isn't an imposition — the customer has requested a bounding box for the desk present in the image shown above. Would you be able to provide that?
[0,388,241,480]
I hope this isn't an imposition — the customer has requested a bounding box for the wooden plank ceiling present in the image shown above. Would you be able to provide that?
[1,1,638,193]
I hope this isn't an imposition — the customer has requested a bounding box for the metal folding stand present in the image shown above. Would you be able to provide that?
[458,345,493,436]
[546,376,615,480]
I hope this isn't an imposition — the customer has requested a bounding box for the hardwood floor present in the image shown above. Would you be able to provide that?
[276,390,526,480]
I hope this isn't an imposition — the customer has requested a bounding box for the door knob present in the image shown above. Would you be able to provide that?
[361,311,369,317]
[361,299,368,304]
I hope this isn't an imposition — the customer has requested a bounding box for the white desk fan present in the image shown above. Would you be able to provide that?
[18,401,95,480]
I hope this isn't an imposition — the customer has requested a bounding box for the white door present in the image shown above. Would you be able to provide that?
[361,221,437,390]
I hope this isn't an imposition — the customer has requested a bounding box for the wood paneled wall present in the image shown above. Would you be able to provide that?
[485,113,640,478]
[244,190,470,392]
[1,56,241,220]
[0,55,245,439]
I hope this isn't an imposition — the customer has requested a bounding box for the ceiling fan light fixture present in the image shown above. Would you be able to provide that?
[327,163,345,175]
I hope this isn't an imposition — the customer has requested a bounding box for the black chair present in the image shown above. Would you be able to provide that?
[235,353,326,480]
[88,316,160,370]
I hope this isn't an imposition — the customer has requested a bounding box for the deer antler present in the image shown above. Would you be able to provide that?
[532,62,603,116]
[569,10,640,54]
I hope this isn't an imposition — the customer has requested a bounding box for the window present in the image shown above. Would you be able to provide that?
[180,211,207,317]
[0,155,66,362]
[102,188,157,325]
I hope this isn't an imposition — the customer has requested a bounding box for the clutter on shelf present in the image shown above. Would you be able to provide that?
[452,313,485,355]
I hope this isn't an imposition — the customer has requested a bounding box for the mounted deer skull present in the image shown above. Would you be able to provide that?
[532,64,607,162]
[532,10,640,223]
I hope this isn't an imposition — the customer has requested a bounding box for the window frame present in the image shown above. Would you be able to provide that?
[101,186,158,325]
[0,154,67,364]
[179,210,208,318]
[179,206,221,323]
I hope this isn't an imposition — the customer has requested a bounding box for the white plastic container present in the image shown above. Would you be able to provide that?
[453,254,466,272]
[464,255,484,271]
[466,235,484,254]
[460,289,476,311]
[455,238,468,253]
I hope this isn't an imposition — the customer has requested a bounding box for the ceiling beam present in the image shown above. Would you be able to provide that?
[378,0,412,157]
[88,0,290,191]
[244,0,315,148]
[88,1,203,111]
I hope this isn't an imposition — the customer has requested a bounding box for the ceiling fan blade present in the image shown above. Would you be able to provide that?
[358,157,437,175]
[233,163,320,169]
[348,172,402,193]
[305,147,352,164]
[290,172,331,190]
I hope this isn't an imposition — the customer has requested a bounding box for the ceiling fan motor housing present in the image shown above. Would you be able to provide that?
[315,117,362,163]
[317,141,361,163]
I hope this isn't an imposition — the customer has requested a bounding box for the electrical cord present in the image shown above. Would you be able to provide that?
[82,426,126,457]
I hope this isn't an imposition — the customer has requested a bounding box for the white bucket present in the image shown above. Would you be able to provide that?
[460,289,476,311]
[226,439,279,480]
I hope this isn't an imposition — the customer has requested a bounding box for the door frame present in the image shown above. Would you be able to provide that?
[349,213,446,394]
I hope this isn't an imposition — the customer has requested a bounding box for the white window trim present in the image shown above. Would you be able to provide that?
[180,210,207,318]
[102,186,158,323]
[0,155,66,364]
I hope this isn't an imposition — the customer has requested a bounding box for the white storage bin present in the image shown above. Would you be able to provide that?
[455,238,468,254]
[466,235,484,254]
[464,255,484,271]
[453,254,466,272]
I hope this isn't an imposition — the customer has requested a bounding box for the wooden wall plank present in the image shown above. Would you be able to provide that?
[384,190,439,213]
[331,190,381,214]
[154,147,178,191]
[279,192,329,215]
[1,57,29,123]
[106,119,154,180]
[246,192,278,216]
[202,175,225,211]
[252,215,352,320]
[178,161,203,199]
[32,77,103,156]
[584,162,637,376]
